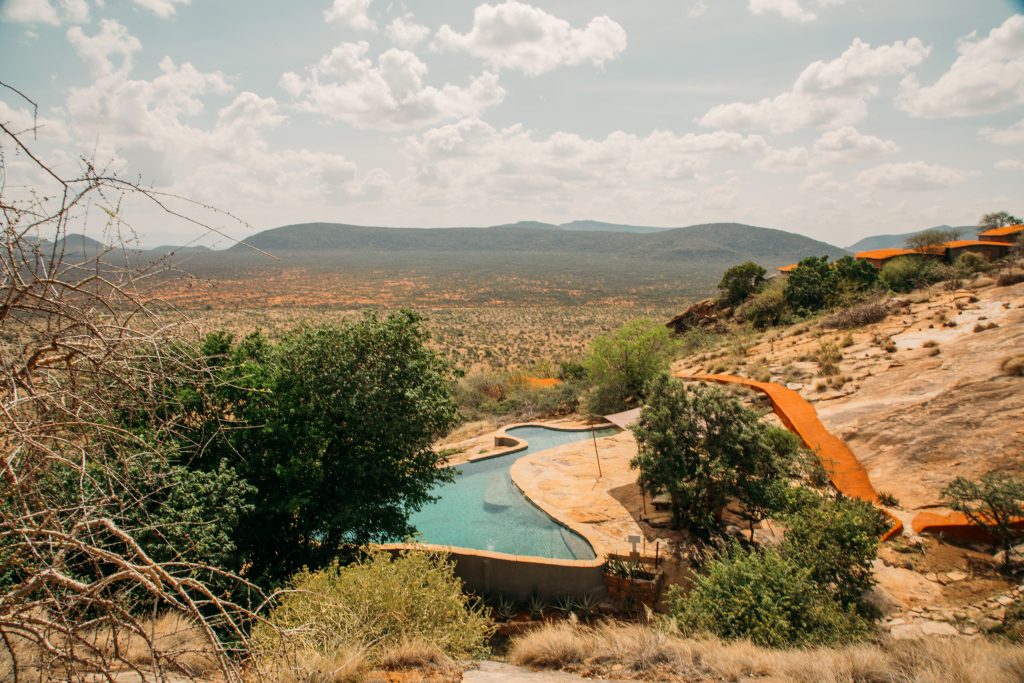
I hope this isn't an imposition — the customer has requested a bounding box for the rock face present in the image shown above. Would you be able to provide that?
[667,299,724,334]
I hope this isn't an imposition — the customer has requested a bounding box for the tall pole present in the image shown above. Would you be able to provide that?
[591,427,602,479]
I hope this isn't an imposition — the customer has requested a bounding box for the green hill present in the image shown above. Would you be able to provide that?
[231,221,847,265]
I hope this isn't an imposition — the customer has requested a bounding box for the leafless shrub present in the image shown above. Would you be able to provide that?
[0,83,275,681]
[823,301,890,329]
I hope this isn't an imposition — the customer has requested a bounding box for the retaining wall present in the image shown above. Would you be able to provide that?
[378,543,606,601]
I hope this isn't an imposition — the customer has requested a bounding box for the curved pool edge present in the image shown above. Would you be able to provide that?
[415,422,620,563]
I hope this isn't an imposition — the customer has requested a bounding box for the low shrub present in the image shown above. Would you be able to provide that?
[879,256,943,293]
[668,545,868,648]
[252,550,494,667]
[736,279,789,329]
[814,340,842,376]
[996,271,1024,287]
[955,251,991,277]
[823,301,889,329]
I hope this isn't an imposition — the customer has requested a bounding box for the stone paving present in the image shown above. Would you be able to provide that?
[510,429,652,559]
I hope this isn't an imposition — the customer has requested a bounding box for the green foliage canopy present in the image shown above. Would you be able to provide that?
[630,378,790,537]
[718,261,767,307]
[125,310,459,587]
[582,318,676,415]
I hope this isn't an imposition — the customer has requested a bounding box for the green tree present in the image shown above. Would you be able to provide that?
[783,256,836,314]
[979,211,1021,232]
[718,261,767,307]
[781,492,888,611]
[943,473,1024,568]
[151,311,459,587]
[630,377,789,537]
[669,544,868,648]
[831,255,879,301]
[582,318,676,415]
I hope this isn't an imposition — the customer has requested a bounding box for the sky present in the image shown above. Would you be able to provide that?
[2,0,1023,248]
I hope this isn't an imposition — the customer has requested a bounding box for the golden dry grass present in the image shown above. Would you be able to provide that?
[261,647,368,683]
[508,621,1024,682]
[1,611,221,681]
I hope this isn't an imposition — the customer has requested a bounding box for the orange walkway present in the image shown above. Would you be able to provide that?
[676,374,904,541]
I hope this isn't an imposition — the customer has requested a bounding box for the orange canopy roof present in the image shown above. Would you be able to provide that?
[978,224,1024,237]
[941,240,1010,249]
[854,248,919,260]
[777,263,798,272]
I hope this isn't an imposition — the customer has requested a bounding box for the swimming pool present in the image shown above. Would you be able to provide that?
[408,426,616,560]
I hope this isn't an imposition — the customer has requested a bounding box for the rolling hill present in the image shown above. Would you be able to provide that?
[230,221,847,265]
[846,225,974,252]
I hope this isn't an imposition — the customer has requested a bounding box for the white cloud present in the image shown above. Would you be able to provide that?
[856,161,969,191]
[61,47,386,210]
[280,42,505,130]
[813,126,898,158]
[982,119,1024,145]
[995,158,1024,170]
[433,1,627,77]
[387,14,430,48]
[897,15,1024,118]
[67,20,143,78]
[755,145,811,171]
[688,2,708,19]
[801,171,845,192]
[700,38,929,133]
[748,0,849,23]
[132,0,191,19]
[324,0,376,31]
[60,0,88,23]
[403,118,766,215]
[2,0,60,24]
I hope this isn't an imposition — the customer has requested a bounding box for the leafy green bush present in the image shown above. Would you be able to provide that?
[781,493,888,611]
[583,318,677,415]
[253,550,494,664]
[668,545,868,648]
[737,279,789,329]
[879,256,943,293]
[718,261,767,307]
[784,256,837,314]
[954,251,991,277]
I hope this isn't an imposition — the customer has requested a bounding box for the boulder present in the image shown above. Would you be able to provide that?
[667,299,725,334]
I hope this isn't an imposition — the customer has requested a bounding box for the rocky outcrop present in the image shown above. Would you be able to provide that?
[666,299,725,334]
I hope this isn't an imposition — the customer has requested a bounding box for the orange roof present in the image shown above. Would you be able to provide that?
[524,377,561,389]
[777,263,798,272]
[941,240,1010,249]
[854,248,920,260]
[978,224,1024,237]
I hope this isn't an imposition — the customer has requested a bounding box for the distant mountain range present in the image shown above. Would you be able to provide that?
[229,221,848,265]
[846,225,975,252]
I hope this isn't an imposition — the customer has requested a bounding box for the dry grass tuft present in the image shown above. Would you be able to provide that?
[93,612,220,677]
[378,640,458,673]
[509,622,592,668]
[508,622,1024,683]
[267,647,368,683]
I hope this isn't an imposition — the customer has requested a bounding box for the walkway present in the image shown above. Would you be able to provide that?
[675,373,904,541]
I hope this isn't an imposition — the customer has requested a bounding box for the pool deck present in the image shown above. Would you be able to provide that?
[441,417,600,467]
[510,428,650,560]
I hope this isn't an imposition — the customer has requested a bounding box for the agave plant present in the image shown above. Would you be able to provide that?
[527,593,546,620]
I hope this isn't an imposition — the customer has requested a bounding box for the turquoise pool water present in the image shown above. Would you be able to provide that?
[408,426,616,560]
